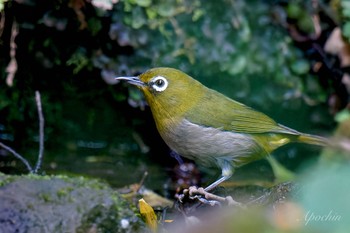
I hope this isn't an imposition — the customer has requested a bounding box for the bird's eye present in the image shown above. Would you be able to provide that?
[150,76,168,92]
[155,79,164,87]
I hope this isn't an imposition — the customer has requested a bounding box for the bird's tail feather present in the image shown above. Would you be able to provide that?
[297,134,329,147]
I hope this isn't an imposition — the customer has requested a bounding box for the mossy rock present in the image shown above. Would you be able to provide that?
[0,173,147,233]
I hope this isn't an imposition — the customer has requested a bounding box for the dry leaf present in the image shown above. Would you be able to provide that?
[139,198,158,232]
[324,27,350,67]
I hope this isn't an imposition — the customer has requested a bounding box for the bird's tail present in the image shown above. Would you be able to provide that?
[297,133,329,147]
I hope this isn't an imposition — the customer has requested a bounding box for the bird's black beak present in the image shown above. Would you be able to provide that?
[115,76,146,87]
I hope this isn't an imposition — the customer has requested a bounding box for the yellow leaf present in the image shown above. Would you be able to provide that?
[139,198,158,232]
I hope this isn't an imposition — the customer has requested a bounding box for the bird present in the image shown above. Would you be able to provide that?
[116,67,328,194]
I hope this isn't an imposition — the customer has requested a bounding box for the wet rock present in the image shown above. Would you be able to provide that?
[0,173,147,233]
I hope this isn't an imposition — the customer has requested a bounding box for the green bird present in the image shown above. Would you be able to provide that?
[116,67,328,192]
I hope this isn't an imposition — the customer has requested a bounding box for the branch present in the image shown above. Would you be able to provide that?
[5,20,18,87]
[0,142,33,172]
[33,91,45,174]
[0,91,46,174]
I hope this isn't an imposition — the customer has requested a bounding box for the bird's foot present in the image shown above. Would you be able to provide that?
[178,186,244,208]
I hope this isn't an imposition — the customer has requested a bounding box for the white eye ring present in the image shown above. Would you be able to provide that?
[150,76,168,92]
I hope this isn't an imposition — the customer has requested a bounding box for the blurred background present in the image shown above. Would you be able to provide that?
[0,0,349,195]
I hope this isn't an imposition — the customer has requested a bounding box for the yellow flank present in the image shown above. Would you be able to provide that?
[269,138,291,149]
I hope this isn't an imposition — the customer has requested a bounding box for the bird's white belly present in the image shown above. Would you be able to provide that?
[160,119,266,167]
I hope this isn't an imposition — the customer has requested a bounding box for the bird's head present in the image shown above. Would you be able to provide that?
[116,67,204,117]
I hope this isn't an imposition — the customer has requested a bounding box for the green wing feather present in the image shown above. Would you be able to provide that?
[185,88,299,135]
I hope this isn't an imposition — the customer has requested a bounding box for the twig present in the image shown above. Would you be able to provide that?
[0,91,45,174]
[0,142,33,172]
[5,20,18,87]
[136,171,149,193]
[0,5,5,38]
[311,0,321,40]
[33,91,44,174]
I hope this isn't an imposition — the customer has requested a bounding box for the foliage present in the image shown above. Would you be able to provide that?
[117,0,320,104]
[1,0,331,98]
[0,0,7,11]
[0,0,341,171]
[340,0,350,39]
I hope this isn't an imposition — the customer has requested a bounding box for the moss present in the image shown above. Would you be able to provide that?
[26,173,52,180]
[0,172,17,187]
[40,193,52,202]
[0,173,147,233]
[56,186,74,199]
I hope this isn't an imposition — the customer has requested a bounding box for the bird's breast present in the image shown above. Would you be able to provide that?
[158,118,267,167]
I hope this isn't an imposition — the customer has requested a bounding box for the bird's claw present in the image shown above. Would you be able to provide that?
[178,186,245,208]
[194,196,221,206]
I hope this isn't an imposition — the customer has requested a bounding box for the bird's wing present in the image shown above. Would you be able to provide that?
[185,89,300,135]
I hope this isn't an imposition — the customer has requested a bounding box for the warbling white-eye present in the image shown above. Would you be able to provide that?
[116,67,328,192]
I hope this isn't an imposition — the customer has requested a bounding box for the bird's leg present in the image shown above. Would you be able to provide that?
[204,175,230,192]
[205,161,243,206]
[179,161,243,207]
[205,160,233,191]
[170,150,184,165]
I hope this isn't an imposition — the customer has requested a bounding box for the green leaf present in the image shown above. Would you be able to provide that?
[87,18,102,36]
[343,8,350,18]
[0,0,8,12]
[192,9,205,21]
[335,109,350,123]
[145,7,157,19]
[131,7,146,29]
[134,0,151,7]
[342,22,350,39]
[290,60,310,75]
[342,0,350,8]
[66,49,89,74]
[226,56,247,75]
[287,3,303,19]
[156,3,175,17]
